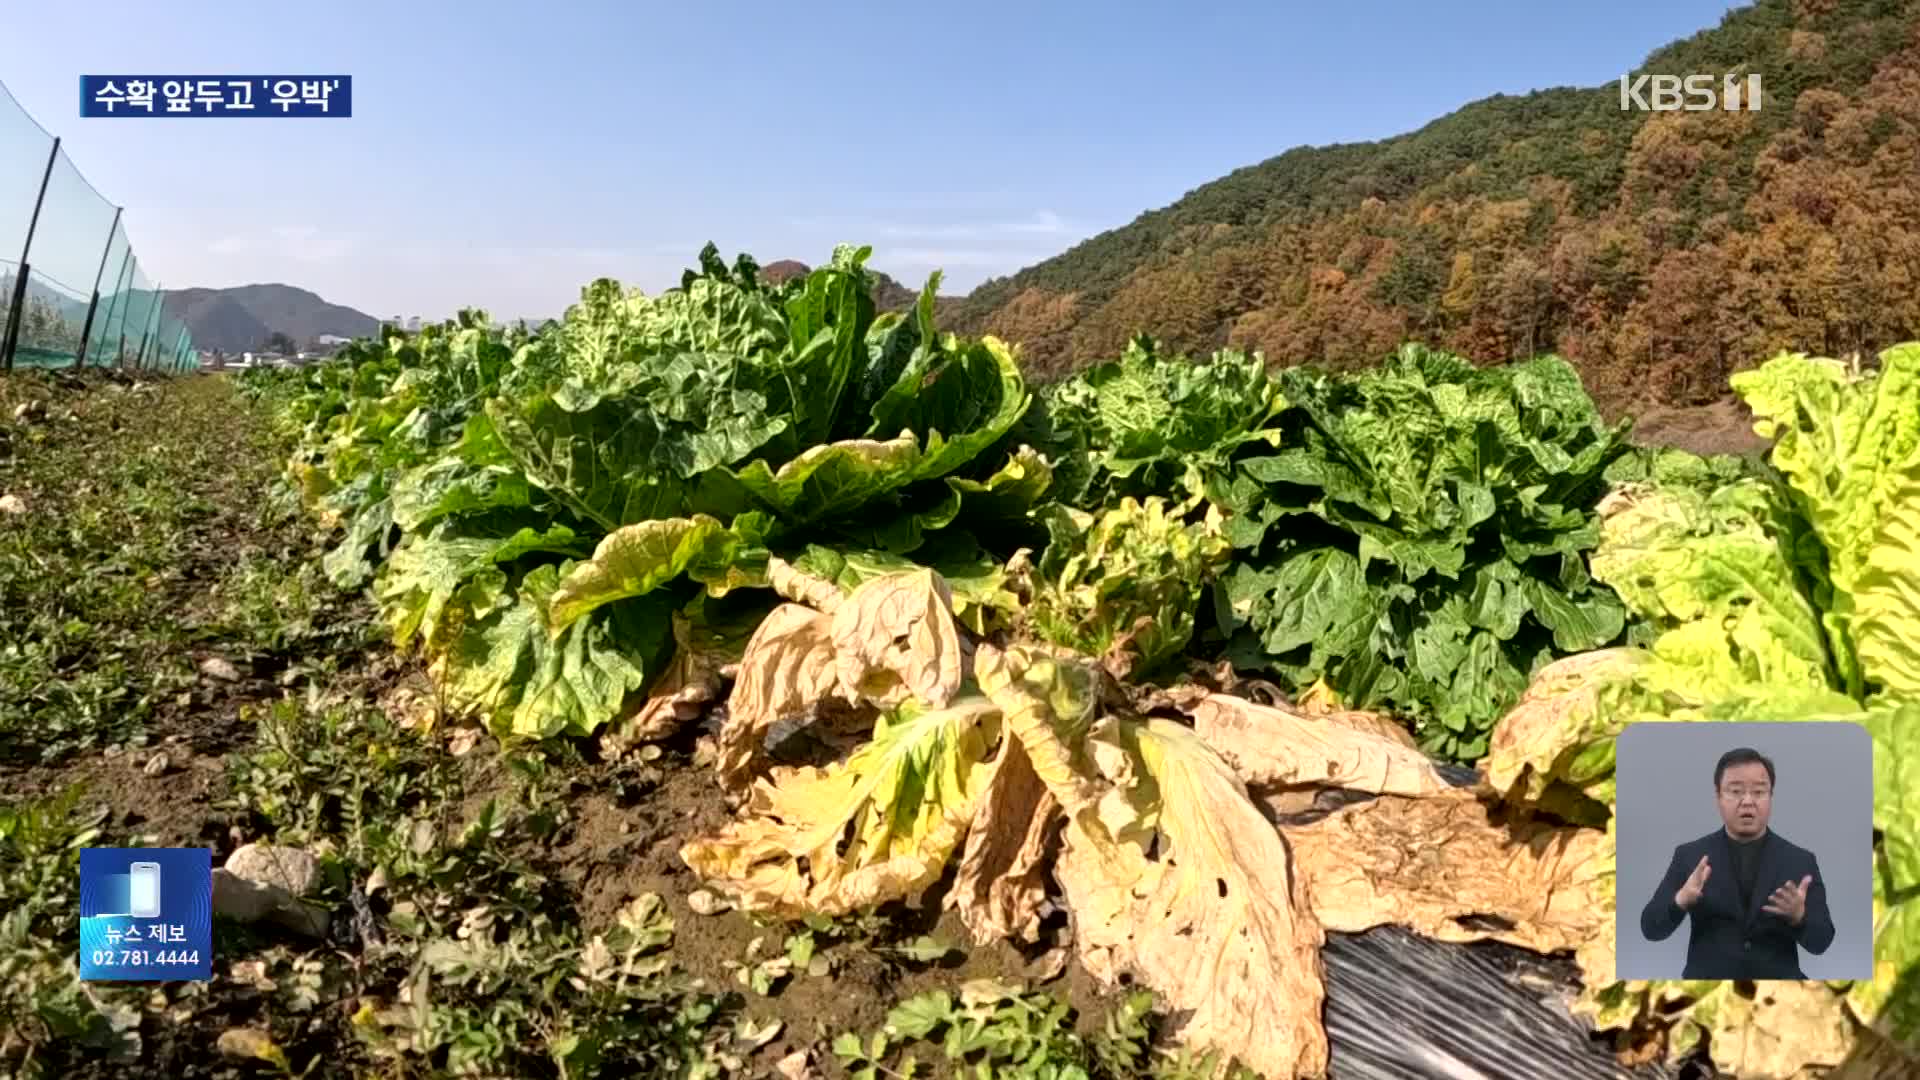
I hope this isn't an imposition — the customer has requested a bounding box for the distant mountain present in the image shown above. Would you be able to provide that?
[867,269,921,312]
[948,0,1920,410]
[756,260,933,313]
[759,259,811,286]
[165,284,379,352]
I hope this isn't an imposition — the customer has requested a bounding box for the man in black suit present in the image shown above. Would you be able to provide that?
[1639,747,1836,979]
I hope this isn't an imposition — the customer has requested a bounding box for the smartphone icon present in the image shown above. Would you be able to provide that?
[128,862,162,919]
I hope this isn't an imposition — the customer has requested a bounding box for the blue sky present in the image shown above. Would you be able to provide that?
[4,0,1745,322]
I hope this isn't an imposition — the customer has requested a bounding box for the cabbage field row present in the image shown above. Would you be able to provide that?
[242,244,1920,1077]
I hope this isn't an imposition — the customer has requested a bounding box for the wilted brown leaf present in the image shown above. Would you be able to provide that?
[1482,649,1642,806]
[1321,709,1422,749]
[1283,788,1611,961]
[602,627,735,760]
[681,696,999,917]
[1025,945,1070,983]
[1675,980,1857,1078]
[1057,719,1328,1079]
[716,604,841,790]
[1184,692,1450,797]
[1820,1022,1920,1080]
[946,734,1059,946]
[973,644,1107,828]
[774,1048,818,1080]
[767,556,843,614]
[1596,482,1653,520]
[831,570,965,710]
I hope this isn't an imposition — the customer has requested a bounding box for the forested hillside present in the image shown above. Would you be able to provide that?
[950,0,1920,410]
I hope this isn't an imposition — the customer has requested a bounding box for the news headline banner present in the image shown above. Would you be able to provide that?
[80,76,351,117]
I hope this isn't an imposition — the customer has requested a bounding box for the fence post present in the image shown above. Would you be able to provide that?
[102,251,133,367]
[135,284,161,371]
[97,247,131,367]
[2,136,60,372]
[75,206,123,369]
[150,286,166,371]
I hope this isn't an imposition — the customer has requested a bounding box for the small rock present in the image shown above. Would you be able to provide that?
[212,869,331,938]
[446,728,480,757]
[199,656,243,682]
[229,959,275,991]
[1025,945,1071,983]
[687,889,731,916]
[226,843,320,896]
[11,401,45,424]
[95,1001,143,1062]
[0,494,24,515]
[215,1027,286,1066]
[143,752,170,777]
[209,872,278,922]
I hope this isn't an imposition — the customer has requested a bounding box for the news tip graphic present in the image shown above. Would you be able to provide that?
[79,848,212,981]
[80,76,352,117]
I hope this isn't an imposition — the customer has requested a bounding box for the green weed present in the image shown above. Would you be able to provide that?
[834,983,1257,1080]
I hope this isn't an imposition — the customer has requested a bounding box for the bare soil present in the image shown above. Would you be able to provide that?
[1,369,1727,1079]
[1622,397,1771,458]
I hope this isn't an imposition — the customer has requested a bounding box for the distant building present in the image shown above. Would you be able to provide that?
[316,334,353,346]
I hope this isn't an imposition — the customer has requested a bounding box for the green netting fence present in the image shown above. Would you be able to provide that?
[1,78,196,373]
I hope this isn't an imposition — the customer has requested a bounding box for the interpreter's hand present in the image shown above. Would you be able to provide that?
[1762,874,1813,925]
[1675,855,1711,909]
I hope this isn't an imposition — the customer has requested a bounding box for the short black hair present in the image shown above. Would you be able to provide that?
[1714,747,1776,789]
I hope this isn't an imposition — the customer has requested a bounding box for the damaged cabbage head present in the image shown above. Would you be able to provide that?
[681,563,1619,1079]
[680,565,1330,1076]
[1480,344,1920,1076]
[1014,494,1231,681]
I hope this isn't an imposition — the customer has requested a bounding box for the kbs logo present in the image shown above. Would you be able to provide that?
[1619,73,1762,112]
